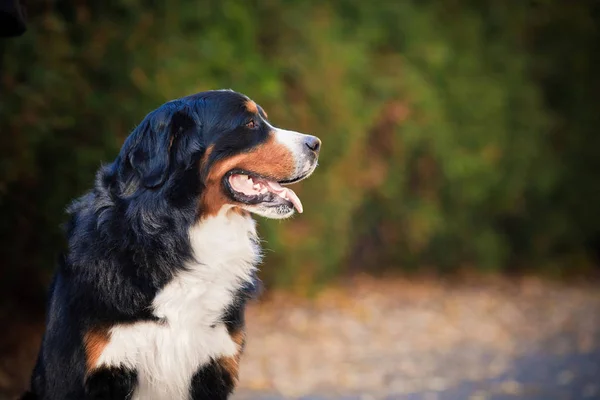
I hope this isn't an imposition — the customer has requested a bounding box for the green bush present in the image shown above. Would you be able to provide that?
[1,1,598,292]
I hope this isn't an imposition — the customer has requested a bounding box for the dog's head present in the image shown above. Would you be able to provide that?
[116,90,320,220]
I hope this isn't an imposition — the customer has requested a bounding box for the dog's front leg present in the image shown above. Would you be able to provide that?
[84,367,137,400]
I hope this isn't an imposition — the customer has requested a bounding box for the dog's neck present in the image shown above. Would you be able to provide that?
[189,207,262,285]
[152,207,262,324]
[194,206,260,261]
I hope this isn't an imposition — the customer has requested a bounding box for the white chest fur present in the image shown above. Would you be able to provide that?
[95,209,260,400]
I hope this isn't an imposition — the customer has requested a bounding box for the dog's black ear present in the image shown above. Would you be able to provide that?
[127,103,198,188]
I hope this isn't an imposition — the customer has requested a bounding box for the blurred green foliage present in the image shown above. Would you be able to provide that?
[1,0,599,291]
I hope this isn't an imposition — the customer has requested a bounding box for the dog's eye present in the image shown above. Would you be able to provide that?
[245,119,258,129]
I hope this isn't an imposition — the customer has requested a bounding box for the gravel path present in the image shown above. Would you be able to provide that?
[1,276,599,399]
[235,348,600,399]
[232,276,600,400]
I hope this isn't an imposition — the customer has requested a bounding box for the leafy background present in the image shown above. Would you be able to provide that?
[1,0,599,295]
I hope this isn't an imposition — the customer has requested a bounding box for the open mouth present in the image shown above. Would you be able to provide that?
[226,171,305,213]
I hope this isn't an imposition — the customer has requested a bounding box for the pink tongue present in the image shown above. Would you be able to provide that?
[266,181,303,213]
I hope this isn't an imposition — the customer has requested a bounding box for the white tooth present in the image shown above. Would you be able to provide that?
[260,188,268,194]
[253,184,261,190]
[278,192,287,199]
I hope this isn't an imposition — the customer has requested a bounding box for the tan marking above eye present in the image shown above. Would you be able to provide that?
[245,100,258,114]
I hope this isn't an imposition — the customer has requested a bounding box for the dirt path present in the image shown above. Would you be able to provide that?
[232,276,600,400]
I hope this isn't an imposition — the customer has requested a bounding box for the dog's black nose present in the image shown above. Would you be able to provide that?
[305,135,321,153]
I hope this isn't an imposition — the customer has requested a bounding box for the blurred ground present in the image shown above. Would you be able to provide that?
[2,276,600,400]
[233,276,600,400]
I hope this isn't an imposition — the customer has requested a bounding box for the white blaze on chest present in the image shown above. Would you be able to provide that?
[95,208,260,400]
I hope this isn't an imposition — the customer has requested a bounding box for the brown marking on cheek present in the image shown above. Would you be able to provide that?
[245,100,258,114]
[198,132,296,217]
[200,150,237,217]
[217,329,246,383]
[200,189,229,217]
[83,327,110,372]
[234,133,296,179]
[198,144,230,217]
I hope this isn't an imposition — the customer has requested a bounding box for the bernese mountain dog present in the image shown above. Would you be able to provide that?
[22,90,321,400]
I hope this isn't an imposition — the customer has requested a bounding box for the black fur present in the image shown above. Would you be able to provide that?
[84,367,137,400]
[26,90,271,399]
[221,272,263,334]
[189,360,235,400]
